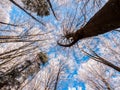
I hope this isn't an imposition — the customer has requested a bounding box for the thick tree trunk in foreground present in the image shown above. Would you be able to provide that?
[58,0,120,47]
[77,0,120,38]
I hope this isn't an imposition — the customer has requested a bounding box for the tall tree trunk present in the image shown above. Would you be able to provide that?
[77,0,120,38]
[58,0,120,47]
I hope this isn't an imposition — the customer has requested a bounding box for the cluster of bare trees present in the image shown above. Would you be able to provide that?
[0,0,50,89]
[22,59,68,90]
[0,0,120,90]
[0,51,48,90]
[76,34,120,89]
[57,0,120,89]
[78,59,120,90]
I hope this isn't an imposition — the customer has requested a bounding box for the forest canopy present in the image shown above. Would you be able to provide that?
[0,0,120,90]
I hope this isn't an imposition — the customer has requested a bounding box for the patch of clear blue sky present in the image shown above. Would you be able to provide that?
[10,5,26,21]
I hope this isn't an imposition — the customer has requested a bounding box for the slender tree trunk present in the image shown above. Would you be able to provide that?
[100,58,120,72]
[54,68,60,90]
[102,78,111,90]
[82,49,120,72]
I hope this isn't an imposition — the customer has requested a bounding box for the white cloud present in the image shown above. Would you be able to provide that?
[68,86,82,90]
[55,0,70,6]
[78,86,82,90]
[68,87,76,90]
